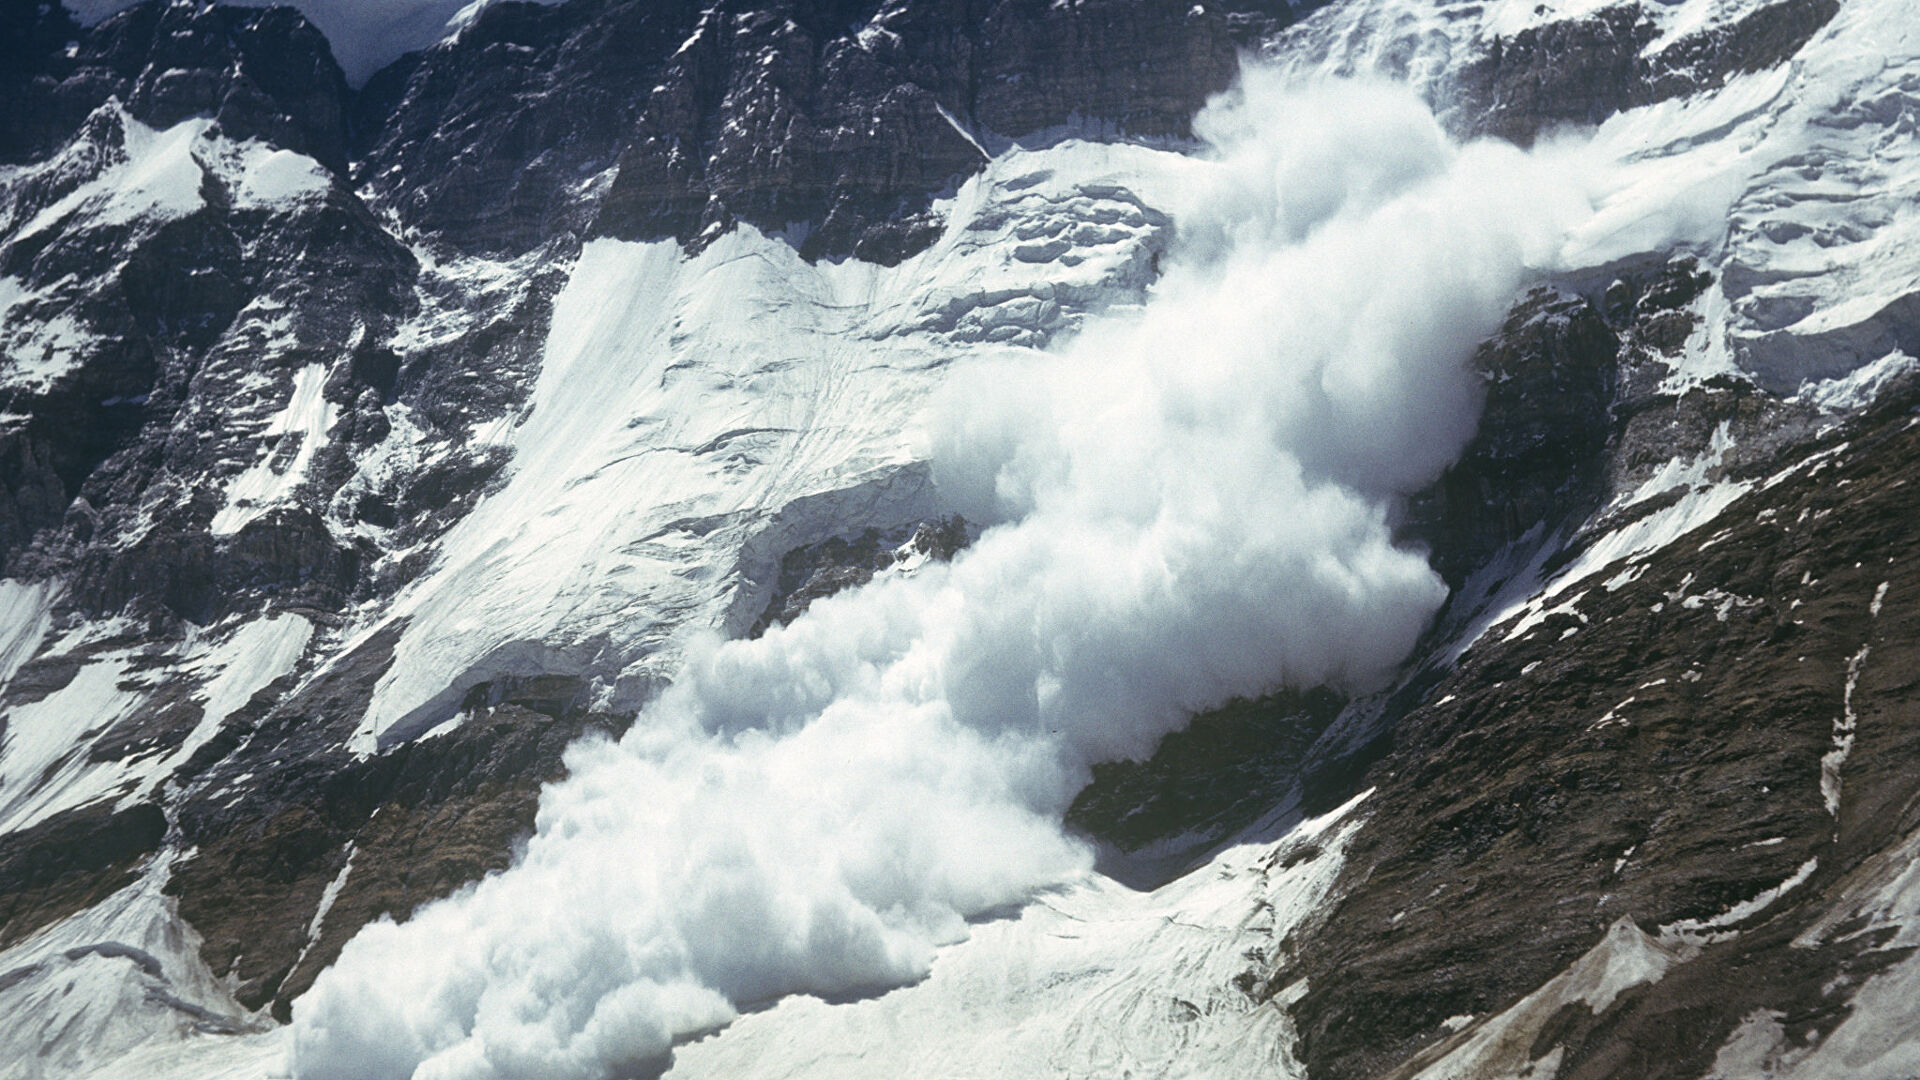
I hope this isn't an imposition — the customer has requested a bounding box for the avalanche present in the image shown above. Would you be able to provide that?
[4,0,1920,1077]
[288,70,1676,1080]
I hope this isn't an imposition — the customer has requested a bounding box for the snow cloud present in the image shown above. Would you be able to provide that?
[62,0,545,85]
[292,71,1616,1080]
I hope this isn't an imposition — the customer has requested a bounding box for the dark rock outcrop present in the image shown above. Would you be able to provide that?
[0,0,352,172]
[1452,0,1841,145]
[166,693,623,1016]
[1279,383,1920,1080]
[751,515,970,637]
[362,0,1293,260]
[0,801,166,947]
[1404,285,1622,589]
[1067,687,1347,866]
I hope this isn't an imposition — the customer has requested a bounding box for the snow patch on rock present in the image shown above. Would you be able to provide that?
[211,363,341,537]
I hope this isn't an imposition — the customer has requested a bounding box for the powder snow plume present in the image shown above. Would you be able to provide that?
[291,72,1614,1080]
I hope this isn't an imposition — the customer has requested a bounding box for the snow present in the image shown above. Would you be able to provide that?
[305,848,354,944]
[0,106,210,387]
[0,852,260,1080]
[288,843,358,979]
[0,295,95,394]
[12,0,1920,1074]
[345,233,945,747]
[1,109,338,395]
[934,104,991,163]
[7,107,209,247]
[0,652,146,835]
[296,77,1637,1080]
[288,27,1920,1068]
[122,794,1370,1080]
[665,793,1372,1080]
[211,363,342,537]
[72,112,209,231]
[1821,642,1872,818]
[1500,589,1590,645]
[1406,917,1695,1080]
[1796,351,1920,413]
[1280,0,1793,88]
[1467,423,1754,653]
[0,606,309,838]
[231,147,334,208]
[159,613,317,778]
[1662,857,1821,941]
[1274,0,1920,398]
[0,579,60,692]
[347,139,1192,752]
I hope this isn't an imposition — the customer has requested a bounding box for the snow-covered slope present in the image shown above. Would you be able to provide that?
[348,138,1180,750]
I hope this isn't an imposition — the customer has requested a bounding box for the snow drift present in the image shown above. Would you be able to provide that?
[290,72,1625,1080]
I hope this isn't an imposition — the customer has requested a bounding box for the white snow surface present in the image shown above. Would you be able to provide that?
[0,108,207,393]
[0,650,147,835]
[0,104,336,395]
[11,0,1920,1077]
[0,579,60,689]
[0,610,312,837]
[0,853,261,1080]
[1276,0,1920,396]
[347,138,1191,752]
[666,793,1371,1080]
[283,0,1920,1066]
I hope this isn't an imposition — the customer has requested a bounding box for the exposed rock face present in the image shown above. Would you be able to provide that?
[0,0,352,170]
[1279,381,1920,1080]
[0,801,164,947]
[360,0,1291,261]
[1404,285,1622,589]
[1068,687,1347,863]
[750,515,969,637]
[1450,0,1841,143]
[166,703,622,1017]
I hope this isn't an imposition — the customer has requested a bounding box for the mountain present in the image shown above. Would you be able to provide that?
[1,0,1917,1077]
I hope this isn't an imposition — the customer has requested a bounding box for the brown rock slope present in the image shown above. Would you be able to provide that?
[1279,383,1920,1079]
